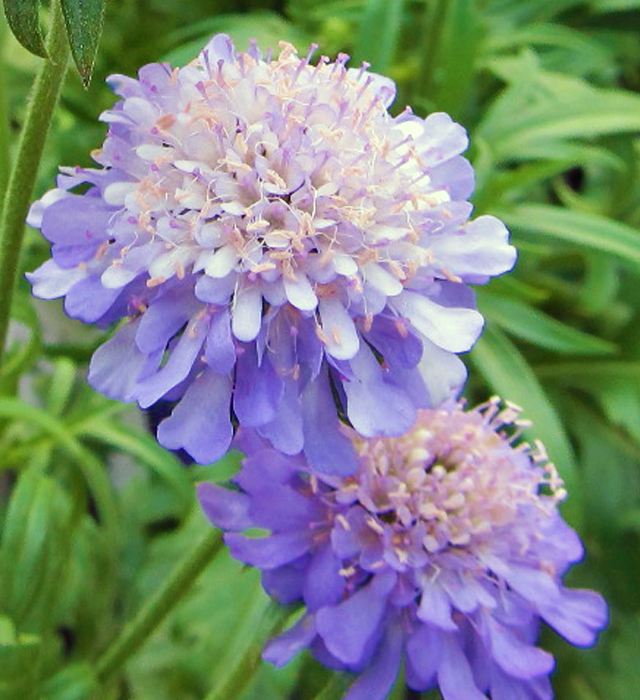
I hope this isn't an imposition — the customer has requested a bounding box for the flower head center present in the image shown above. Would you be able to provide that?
[343,400,564,555]
[104,41,451,292]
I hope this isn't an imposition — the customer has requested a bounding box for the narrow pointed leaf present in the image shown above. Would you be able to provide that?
[60,0,105,86]
[80,420,194,514]
[478,64,640,160]
[497,204,640,270]
[3,0,48,57]
[479,292,617,355]
[470,324,581,525]
[353,0,404,73]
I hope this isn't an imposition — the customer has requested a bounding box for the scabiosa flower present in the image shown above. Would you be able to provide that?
[27,34,516,472]
[198,399,607,700]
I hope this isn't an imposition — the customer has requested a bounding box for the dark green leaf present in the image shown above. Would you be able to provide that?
[478,292,618,355]
[60,0,105,86]
[430,0,480,118]
[0,623,41,699]
[536,360,640,382]
[352,0,404,73]
[478,60,640,161]
[162,12,309,67]
[2,0,47,57]
[580,254,620,316]
[0,470,69,624]
[497,204,640,270]
[41,664,97,700]
[80,420,193,515]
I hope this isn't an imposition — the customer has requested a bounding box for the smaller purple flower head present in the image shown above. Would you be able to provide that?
[198,399,607,700]
[27,34,515,473]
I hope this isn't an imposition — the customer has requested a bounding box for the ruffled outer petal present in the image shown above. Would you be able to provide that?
[27,260,86,299]
[302,545,345,611]
[225,530,313,570]
[301,365,357,475]
[486,617,554,679]
[262,559,308,604]
[88,319,150,402]
[197,482,252,532]
[438,633,488,700]
[137,316,210,408]
[247,483,324,531]
[417,578,457,631]
[342,621,403,700]
[234,344,283,427]
[490,667,553,700]
[538,588,608,647]
[315,570,396,666]
[156,368,233,464]
[257,378,304,455]
[341,343,416,438]
[263,614,317,667]
[392,289,484,354]
[405,623,442,690]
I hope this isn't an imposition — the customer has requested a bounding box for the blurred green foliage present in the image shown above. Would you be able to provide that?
[2,0,640,698]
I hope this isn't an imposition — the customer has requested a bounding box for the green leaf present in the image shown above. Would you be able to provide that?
[580,253,621,315]
[430,0,480,118]
[80,420,193,515]
[0,294,42,390]
[478,292,618,355]
[0,626,41,699]
[536,360,640,383]
[352,0,404,73]
[0,470,73,625]
[590,0,640,9]
[60,0,105,86]
[45,357,78,416]
[497,204,640,270]
[485,22,613,60]
[470,324,582,525]
[162,12,309,67]
[2,0,47,57]
[598,379,640,446]
[0,398,121,554]
[478,59,640,160]
[204,595,291,700]
[41,664,97,700]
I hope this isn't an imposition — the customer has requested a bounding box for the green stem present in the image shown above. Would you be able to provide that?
[416,0,447,108]
[0,11,11,209]
[95,529,224,684]
[0,0,69,369]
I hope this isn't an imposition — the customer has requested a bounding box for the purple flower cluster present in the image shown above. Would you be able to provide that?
[198,400,607,700]
[27,34,515,472]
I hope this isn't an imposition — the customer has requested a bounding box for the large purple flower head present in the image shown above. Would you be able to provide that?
[27,34,516,472]
[198,399,607,700]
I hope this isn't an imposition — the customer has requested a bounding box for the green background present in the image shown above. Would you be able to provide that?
[1,0,640,698]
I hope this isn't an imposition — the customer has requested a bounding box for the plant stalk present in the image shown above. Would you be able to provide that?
[95,529,223,684]
[0,10,11,209]
[0,0,69,369]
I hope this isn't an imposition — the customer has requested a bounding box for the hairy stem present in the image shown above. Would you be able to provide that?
[0,0,69,369]
[0,10,11,209]
[95,529,223,684]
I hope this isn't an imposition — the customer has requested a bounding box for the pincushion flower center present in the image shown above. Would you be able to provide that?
[121,42,449,292]
[346,402,564,556]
